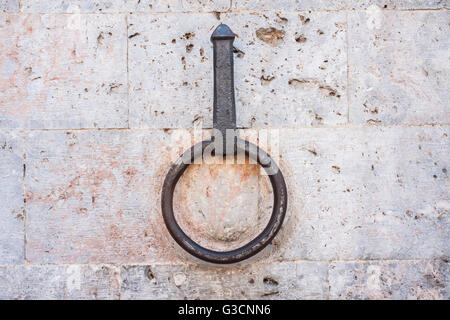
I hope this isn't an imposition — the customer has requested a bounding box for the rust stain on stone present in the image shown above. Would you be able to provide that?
[173,158,267,251]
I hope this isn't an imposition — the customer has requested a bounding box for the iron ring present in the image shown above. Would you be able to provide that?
[161,139,288,264]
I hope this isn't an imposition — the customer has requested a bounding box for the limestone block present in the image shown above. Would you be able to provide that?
[347,1,449,9]
[329,260,449,299]
[232,0,347,10]
[263,126,449,261]
[0,131,24,264]
[25,129,269,263]
[0,0,19,12]
[128,12,348,128]
[121,261,328,299]
[20,0,231,13]
[0,14,127,129]
[348,10,449,125]
[233,0,448,10]
[0,265,120,299]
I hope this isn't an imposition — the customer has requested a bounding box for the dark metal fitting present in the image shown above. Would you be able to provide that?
[161,24,288,264]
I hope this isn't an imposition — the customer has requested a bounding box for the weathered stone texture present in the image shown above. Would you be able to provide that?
[329,260,449,300]
[129,12,347,128]
[20,0,231,13]
[21,0,448,12]
[121,261,328,299]
[174,158,266,252]
[348,10,450,125]
[25,129,269,263]
[0,14,127,129]
[346,1,449,9]
[128,14,218,128]
[0,0,19,12]
[24,126,449,265]
[264,126,450,261]
[25,130,177,264]
[0,2,449,300]
[233,0,448,10]
[0,265,120,299]
[232,12,347,128]
[0,131,24,264]
[233,0,347,10]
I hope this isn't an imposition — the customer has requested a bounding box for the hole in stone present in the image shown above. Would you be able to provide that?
[173,154,274,252]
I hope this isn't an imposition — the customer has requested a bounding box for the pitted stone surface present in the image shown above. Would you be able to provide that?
[233,0,347,10]
[129,12,347,128]
[24,129,273,263]
[329,260,449,299]
[25,130,180,264]
[233,0,448,10]
[229,12,348,127]
[0,14,127,129]
[0,2,448,300]
[267,126,450,261]
[174,158,270,251]
[128,13,218,128]
[0,131,24,264]
[348,10,450,125]
[346,1,449,9]
[0,0,19,12]
[24,127,449,265]
[20,0,231,13]
[121,261,328,299]
[0,265,120,299]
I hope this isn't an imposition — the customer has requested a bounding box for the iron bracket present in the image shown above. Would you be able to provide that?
[161,24,288,264]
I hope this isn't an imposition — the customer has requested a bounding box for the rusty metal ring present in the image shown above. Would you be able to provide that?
[161,139,287,264]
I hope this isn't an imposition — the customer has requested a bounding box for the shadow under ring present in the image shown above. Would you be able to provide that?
[161,139,288,264]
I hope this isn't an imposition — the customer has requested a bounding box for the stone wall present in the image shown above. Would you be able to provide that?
[0,0,448,299]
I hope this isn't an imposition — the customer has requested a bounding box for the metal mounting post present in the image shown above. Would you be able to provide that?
[211,24,237,155]
[161,24,288,264]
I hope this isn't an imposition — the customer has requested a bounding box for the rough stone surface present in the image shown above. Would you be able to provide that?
[121,261,328,299]
[233,0,347,10]
[24,127,449,265]
[25,129,270,263]
[233,0,448,10]
[0,14,127,129]
[0,265,120,299]
[329,260,449,300]
[174,157,268,251]
[266,126,450,261]
[0,0,19,12]
[232,12,347,128]
[0,131,24,264]
[0,3,448,300]
[346,1,449,9]
[348,10,450,125]
[129,12,347,128]
[25,130,178,264]
[20,0,231,13]
[128,13,218,128]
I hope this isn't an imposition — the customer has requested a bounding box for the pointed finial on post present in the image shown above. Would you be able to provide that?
[211,24,236,41]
